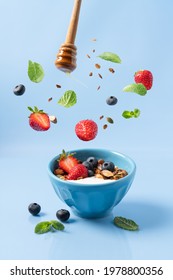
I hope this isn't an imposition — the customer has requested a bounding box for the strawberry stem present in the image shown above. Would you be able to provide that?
[58,149,76,161]
[28,106,45,114]
[34,106,39,112]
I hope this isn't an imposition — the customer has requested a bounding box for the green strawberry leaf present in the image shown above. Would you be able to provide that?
[28,106,34,113]
[123,83,147,96]
[28,60,44,83]
[34,106,39,112]
[27,106,44,114]
[35,221,51,234]
[50,220,64,231]
[98,52,121,63]
[58,90,77,108]
[114,216,139,231]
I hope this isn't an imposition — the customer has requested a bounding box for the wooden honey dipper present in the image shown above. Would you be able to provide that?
[55,0,82,73]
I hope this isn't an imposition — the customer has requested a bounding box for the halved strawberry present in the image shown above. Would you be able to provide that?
[66,164,88,180]
[58,150,79,174]
[28,106,50,131]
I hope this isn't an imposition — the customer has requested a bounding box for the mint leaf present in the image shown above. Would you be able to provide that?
[133,108,140,118]
[58,90,77,108]
[122,109,140,119]
[51,220,64,231]
[35,221,51,234]
[28,60,44,83]
[98,52,121,63]
[122,111,133,119]
[114,216,139,231]
[123,83,147,96]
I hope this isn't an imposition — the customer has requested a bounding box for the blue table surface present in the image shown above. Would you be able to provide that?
[0,0,173,260]
[0,148,173,260]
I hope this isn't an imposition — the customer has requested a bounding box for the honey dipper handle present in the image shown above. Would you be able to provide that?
[65,0,82,44]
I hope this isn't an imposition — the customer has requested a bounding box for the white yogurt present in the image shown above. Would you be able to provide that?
[68,176,113,184]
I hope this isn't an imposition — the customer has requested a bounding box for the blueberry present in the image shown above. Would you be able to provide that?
[56,209,70,222]
[13,84,25,96]
[28,203,41,216]
[106,96,118,105]
[82,161,94,170]
[102,161,115,172]
[86,157,98,168]
[88,170,94,177]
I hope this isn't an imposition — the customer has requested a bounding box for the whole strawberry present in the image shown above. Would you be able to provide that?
[134,70,153,90]
[67,164,88,180]
[28,106,50,131]
[75,119,98,141]
[58,150,78,174]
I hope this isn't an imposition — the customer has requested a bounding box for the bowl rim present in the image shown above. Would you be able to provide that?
[47,148,136,187]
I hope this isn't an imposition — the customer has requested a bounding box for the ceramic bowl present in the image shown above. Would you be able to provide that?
[47,148,136,218]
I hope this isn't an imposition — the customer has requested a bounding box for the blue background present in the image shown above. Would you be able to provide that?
[0,0,173,259]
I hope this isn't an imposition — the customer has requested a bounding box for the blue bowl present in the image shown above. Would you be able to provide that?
[47,148,136,218]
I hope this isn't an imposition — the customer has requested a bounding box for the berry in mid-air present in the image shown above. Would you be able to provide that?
[134,70,153,90]
[86,157,98,168]
[106,96,118,105]
[13,84,25,96]
[75,119,98,141]
[28,106,50,131]
[56,209,70,222]
[102,161,115,172]
[28,203,41,215]
[58,150,79,174]
[66,164,88,180]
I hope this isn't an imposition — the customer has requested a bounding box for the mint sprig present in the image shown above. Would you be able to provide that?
[28,60,44,83]
[123,83,147,96]
[35,220,64,234]
[58,90,77,108]
[50,220,65,231]
[98,52,121,63]
[122,108,140,119]
[114,216,139,231]
[35,221,52,234]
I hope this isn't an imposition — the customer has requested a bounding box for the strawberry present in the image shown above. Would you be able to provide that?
[75,119,98,141]
[28,106,50,131]
[134,70,153,90]
[66,164,88,180]
[58,150,79,173]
